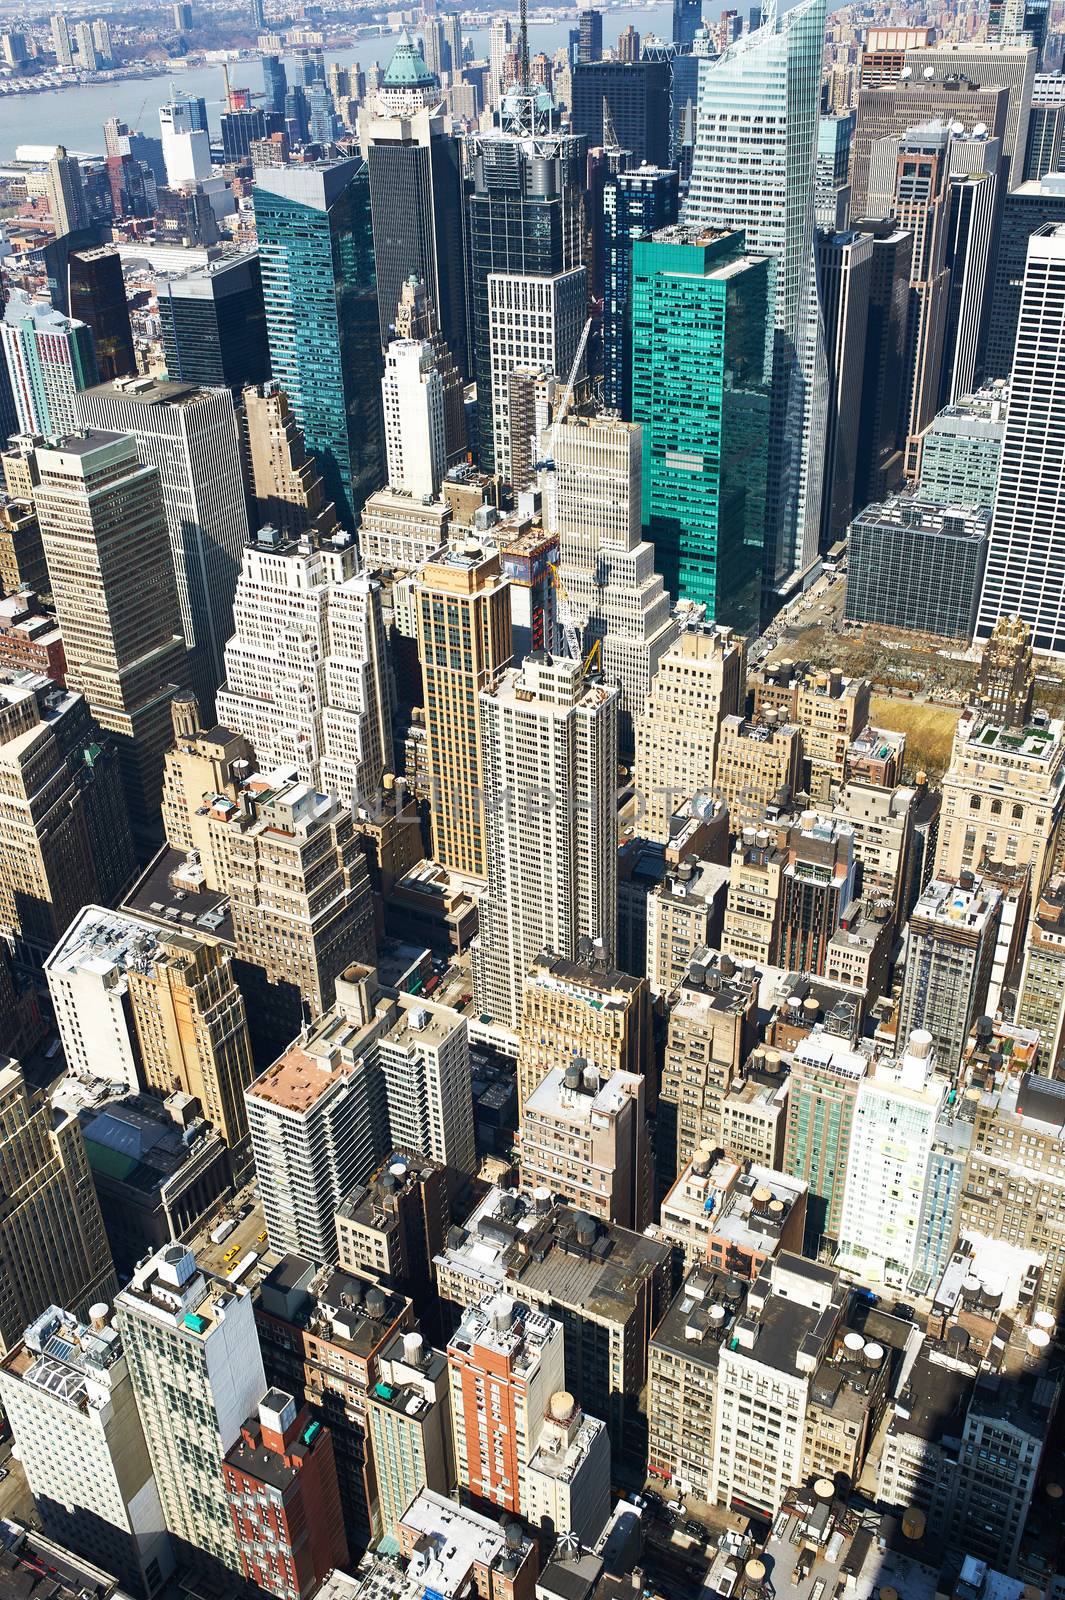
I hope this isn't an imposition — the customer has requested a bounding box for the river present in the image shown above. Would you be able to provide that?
[0,3,739,160]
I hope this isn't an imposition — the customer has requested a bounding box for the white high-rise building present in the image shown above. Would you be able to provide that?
[977,224,1065,654]
[76,377,250,705]
[489,16,512,107]
[114,1243,265,1575]
[74,20,98,72]
[836,1031,948,1287]
[0,1303,174,1597]
[44,905,158,1088]
[382,338,446,500]
[684,0,829,591]
[523,1393,611,1547]
[159,95,212,186]
[544,413,677,746]
[488,266,586,480]
[215,525,394,802]
[378,991,477,1176]
[943,132,1000,406]
[473,652,618,1032]
[51,13,73,68]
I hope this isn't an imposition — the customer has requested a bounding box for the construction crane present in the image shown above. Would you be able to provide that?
[548,564,602,678]
[535,316,593,475]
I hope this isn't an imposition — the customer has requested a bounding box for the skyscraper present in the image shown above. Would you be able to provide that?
[940,133,1000,406]
[852,222,913,511]
[377,992,477,1176]
[157,249,270,397]
[977,225,1065,653]
[473,652,618,1032]
[29,432,190,843]
[45,147,89,236]
[891,123,953,478]
[1,291,99,437]
[0,1058,117,1354]
[254,160,383,528]
[74,21,98,71]
[394,275,467,462]
[464,83,584,469]
[241,381,339,539]
[673,0,703,50]
[382,338,446,500]
[631,225,771,628]
[114,1244,266,1577]
[262,54,287,116]
[51,12,73,68]
[488,266,586,478]
[364,38,467,374]
[982,172,1065,381]
[816,228,871,544]
[67,246,135,383]
[602,166,679,417]
[897,876,1002,1070]
[159,93,212,186]
[783,1030,867,1246]
[684,0,828,593]
[415,543,512,879]
[571,60,672,166]
[76,377,249,707]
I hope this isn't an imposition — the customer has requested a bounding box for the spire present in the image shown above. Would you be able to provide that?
[519,0,530,88]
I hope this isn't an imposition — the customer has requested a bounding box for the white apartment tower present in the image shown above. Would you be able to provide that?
[216,525,394,802]
[488,267,586,480]
[977,224,1065,654]
[114,1243,266,1575]
[545,413,677,745]
[159,95,212,186]
[473,652,618,1031]
[0,1304,174,1596]
[523,1392,611,1548]
[377,992,477,1175]
[382,338,446,501]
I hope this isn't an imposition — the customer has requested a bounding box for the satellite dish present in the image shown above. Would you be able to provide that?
[951,120,965,135]
[900,66,912,79]
[923,65,935,78]
[974,122,987,136]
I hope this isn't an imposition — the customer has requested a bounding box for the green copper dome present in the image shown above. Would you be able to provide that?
[382,30,437,89]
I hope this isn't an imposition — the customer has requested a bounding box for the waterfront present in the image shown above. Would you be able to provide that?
[0,3,708,160]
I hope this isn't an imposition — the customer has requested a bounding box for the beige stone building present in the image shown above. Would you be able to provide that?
[241,382,339,540]
[0,493,46,597]
[520,1062,650,1230]
[160,691,255,891]
[751,660,871,786]
[633,623,745,842]
[415,543,512,879]
[646,858,730,996]
[516,949,651,1113]
[713,714,803,830]
[829,778,916,915]
[127,934,256,1150]
[721,827,787,966]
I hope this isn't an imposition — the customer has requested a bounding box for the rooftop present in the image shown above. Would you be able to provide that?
[399,1488,535,1596]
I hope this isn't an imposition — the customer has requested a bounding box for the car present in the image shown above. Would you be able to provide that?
[627,1494,647,1512]
[0,1467,9,1482]
[685,1522,705,1542]
[223,1246,240,1262]
[257,1230,268,1244]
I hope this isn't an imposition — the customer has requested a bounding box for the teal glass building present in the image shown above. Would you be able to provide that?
[631,226,772,632]
[253,160,383,530]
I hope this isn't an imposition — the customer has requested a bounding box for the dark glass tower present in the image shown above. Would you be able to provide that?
[67,246,135,382]
[463,86,584,469]
[571,60,672,167]
[602,165,679,416]
[262,54,287,116]
[158,248,271,397]
[253,160,383,527]
[673,0,703,48]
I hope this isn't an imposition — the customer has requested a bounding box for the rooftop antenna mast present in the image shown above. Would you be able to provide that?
[519,0,530,90]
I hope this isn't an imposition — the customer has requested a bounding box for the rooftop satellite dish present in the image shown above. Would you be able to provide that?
[951,120,965,135]
[900,66,912,79]
[974,122,987,136]
[923,65,935,78]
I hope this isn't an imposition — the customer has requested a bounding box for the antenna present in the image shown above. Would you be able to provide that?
[603,95,619,151]
[519,0,530,89]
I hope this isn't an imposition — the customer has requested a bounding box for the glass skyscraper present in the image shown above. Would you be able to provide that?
[602,166,679,416]
[631,225,771,631]
[253,160,383,529]
[684,0,828,598]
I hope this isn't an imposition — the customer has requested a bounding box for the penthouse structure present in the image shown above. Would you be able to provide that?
[659,1154,807,1279]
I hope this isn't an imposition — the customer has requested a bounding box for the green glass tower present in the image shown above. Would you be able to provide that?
[631,225,771,631]
[253,159,383,529]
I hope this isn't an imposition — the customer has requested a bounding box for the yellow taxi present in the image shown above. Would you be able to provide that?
[223,1246,241,1263]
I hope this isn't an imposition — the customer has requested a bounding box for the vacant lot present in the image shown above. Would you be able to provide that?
[870,696,958,779]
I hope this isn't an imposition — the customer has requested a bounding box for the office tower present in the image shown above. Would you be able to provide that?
[364,50,466,375]
[0,1057,115,1356]
[220,106,269,164]
[545,412,676,748]
[159,94,212,187]
[382,339,445,500]
[464,86,584,468]
[750,659,871,786]
[51,12,73,67]
[42,906,164,1086]
[246,967,390,1262]
[222,1390,347,1598]
[684,0,828,595]
[67,247,135,383]
[1024,73,1065,178]
[602,167,679,417]
[845,498,989,641]
[74,21,98,71]
[76,378,249,706]
[157,250,269,397]
[262,54,287,116]
[941,135,1000,407]
[673,0,702,48]
[633,623,744,843]
[394,275,467,462]
[0,678,134,970]
[577,9,602,63]
[523,1394,610,1548]
[1,292,98,437]
[216,525,393,801]
[474,653,618,1032]
[851,79,1008,226]
[225,778,376,1022]
[983,173,1065,380]
[851,221,912,510]
[415,543,512,879]
[916,387,1007,509]
[45,147,89,237]
[241,382,337,538]
[783,1030,867,1246]
[442,13,463,75]
[815,113,853,231]
[157,693,254,887]
[978,226,1065,652]
[489,267,586,480]
[253,160,382,529]
[631,226,771,625]
[488,17,512,105]
[29,433,189,843]
[836,1031,947,1284]
[899,40,1036,190]
[898,876,1001,1071]
[571,60,671,166]
[0,1304,174,1597]
[816,229,870,545]
[776,815,855,975]
[890,123,953,478]
[521,1061,649,1229]
[154,184,221,250]
[127,936,255,1150]
[447,1294,565,1516]
[366,1331,453,1541]
[0,494,45,597]
[114,1244,266,1576]
[516,948,651,1117]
